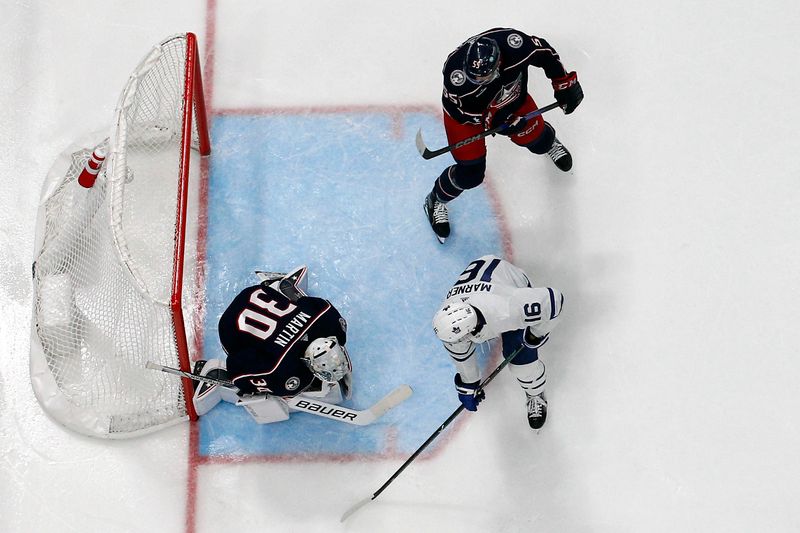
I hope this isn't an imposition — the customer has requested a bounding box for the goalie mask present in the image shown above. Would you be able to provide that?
[433,302,478,343]
[303,337,352,382]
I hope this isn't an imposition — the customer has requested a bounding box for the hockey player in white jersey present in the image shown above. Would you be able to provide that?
[432,255,564,429]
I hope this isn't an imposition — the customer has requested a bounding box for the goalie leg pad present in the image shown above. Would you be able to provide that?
[236,395,290,424]
[193,359,230,416]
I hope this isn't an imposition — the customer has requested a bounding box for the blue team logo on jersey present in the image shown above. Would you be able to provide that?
[450,69,466,86]
[507,33,523,48]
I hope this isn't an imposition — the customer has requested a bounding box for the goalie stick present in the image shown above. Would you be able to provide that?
[340,345,525,522]
[145,361,412,426]
[415,101,561,160]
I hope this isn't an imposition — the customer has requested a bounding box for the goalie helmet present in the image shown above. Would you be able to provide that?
[432,302,478,343]
[303,337,352,382]
[464,36,500,85]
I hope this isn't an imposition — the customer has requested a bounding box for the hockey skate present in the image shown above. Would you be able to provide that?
[424,192,450,244]
[547,137,573,172]
[526,391,548,430]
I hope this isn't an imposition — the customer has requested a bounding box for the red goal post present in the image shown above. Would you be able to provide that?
[30,32,210,438]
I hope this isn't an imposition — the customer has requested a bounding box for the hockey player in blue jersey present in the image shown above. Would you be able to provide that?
[424,27,583,243]
[432,255,564,429]
[192,266,353,424]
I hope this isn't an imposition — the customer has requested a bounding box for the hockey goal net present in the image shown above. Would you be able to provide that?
[30,33,210,438]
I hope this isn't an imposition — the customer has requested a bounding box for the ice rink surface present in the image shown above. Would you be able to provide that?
[3,1,800,532]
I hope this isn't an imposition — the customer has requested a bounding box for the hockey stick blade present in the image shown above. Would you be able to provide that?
[368,384,412,419]
[286,384,412,426]
[415,126,474,160]
[341,497,373,523]
[415,128,436,159]
[415,101,561,160]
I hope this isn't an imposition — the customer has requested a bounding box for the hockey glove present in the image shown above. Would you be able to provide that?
[524,327,550,349]
[455,373,485,411]
[552,71,583,114]
[485,108,525,136]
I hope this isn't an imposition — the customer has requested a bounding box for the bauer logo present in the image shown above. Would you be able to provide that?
[507,33,523,48]
[294,399,357,421]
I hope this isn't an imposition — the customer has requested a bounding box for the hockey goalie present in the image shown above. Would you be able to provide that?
[193,265,353,424]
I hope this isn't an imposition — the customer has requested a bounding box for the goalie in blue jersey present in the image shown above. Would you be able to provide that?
[192,266,353,424]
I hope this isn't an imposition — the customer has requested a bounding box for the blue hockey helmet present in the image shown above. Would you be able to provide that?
[464,37,500,85]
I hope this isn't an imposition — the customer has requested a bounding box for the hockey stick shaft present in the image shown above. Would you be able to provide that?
[340,345,524,522]
[416,101,561,160]
[146,360,236,388]
[145,361,411,426]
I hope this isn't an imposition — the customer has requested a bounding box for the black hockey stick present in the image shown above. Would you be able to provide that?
[340,344,525,522]
[415,101,561,160]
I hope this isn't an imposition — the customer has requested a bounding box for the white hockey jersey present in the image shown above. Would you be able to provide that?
[438,255,564,382]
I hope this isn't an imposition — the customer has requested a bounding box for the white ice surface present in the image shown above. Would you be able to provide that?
[2,1,800,532]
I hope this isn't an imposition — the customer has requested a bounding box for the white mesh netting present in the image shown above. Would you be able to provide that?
[30,33,208,438]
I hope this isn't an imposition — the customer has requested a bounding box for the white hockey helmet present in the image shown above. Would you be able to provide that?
[432,302,478,343]
[302,337,352,382]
